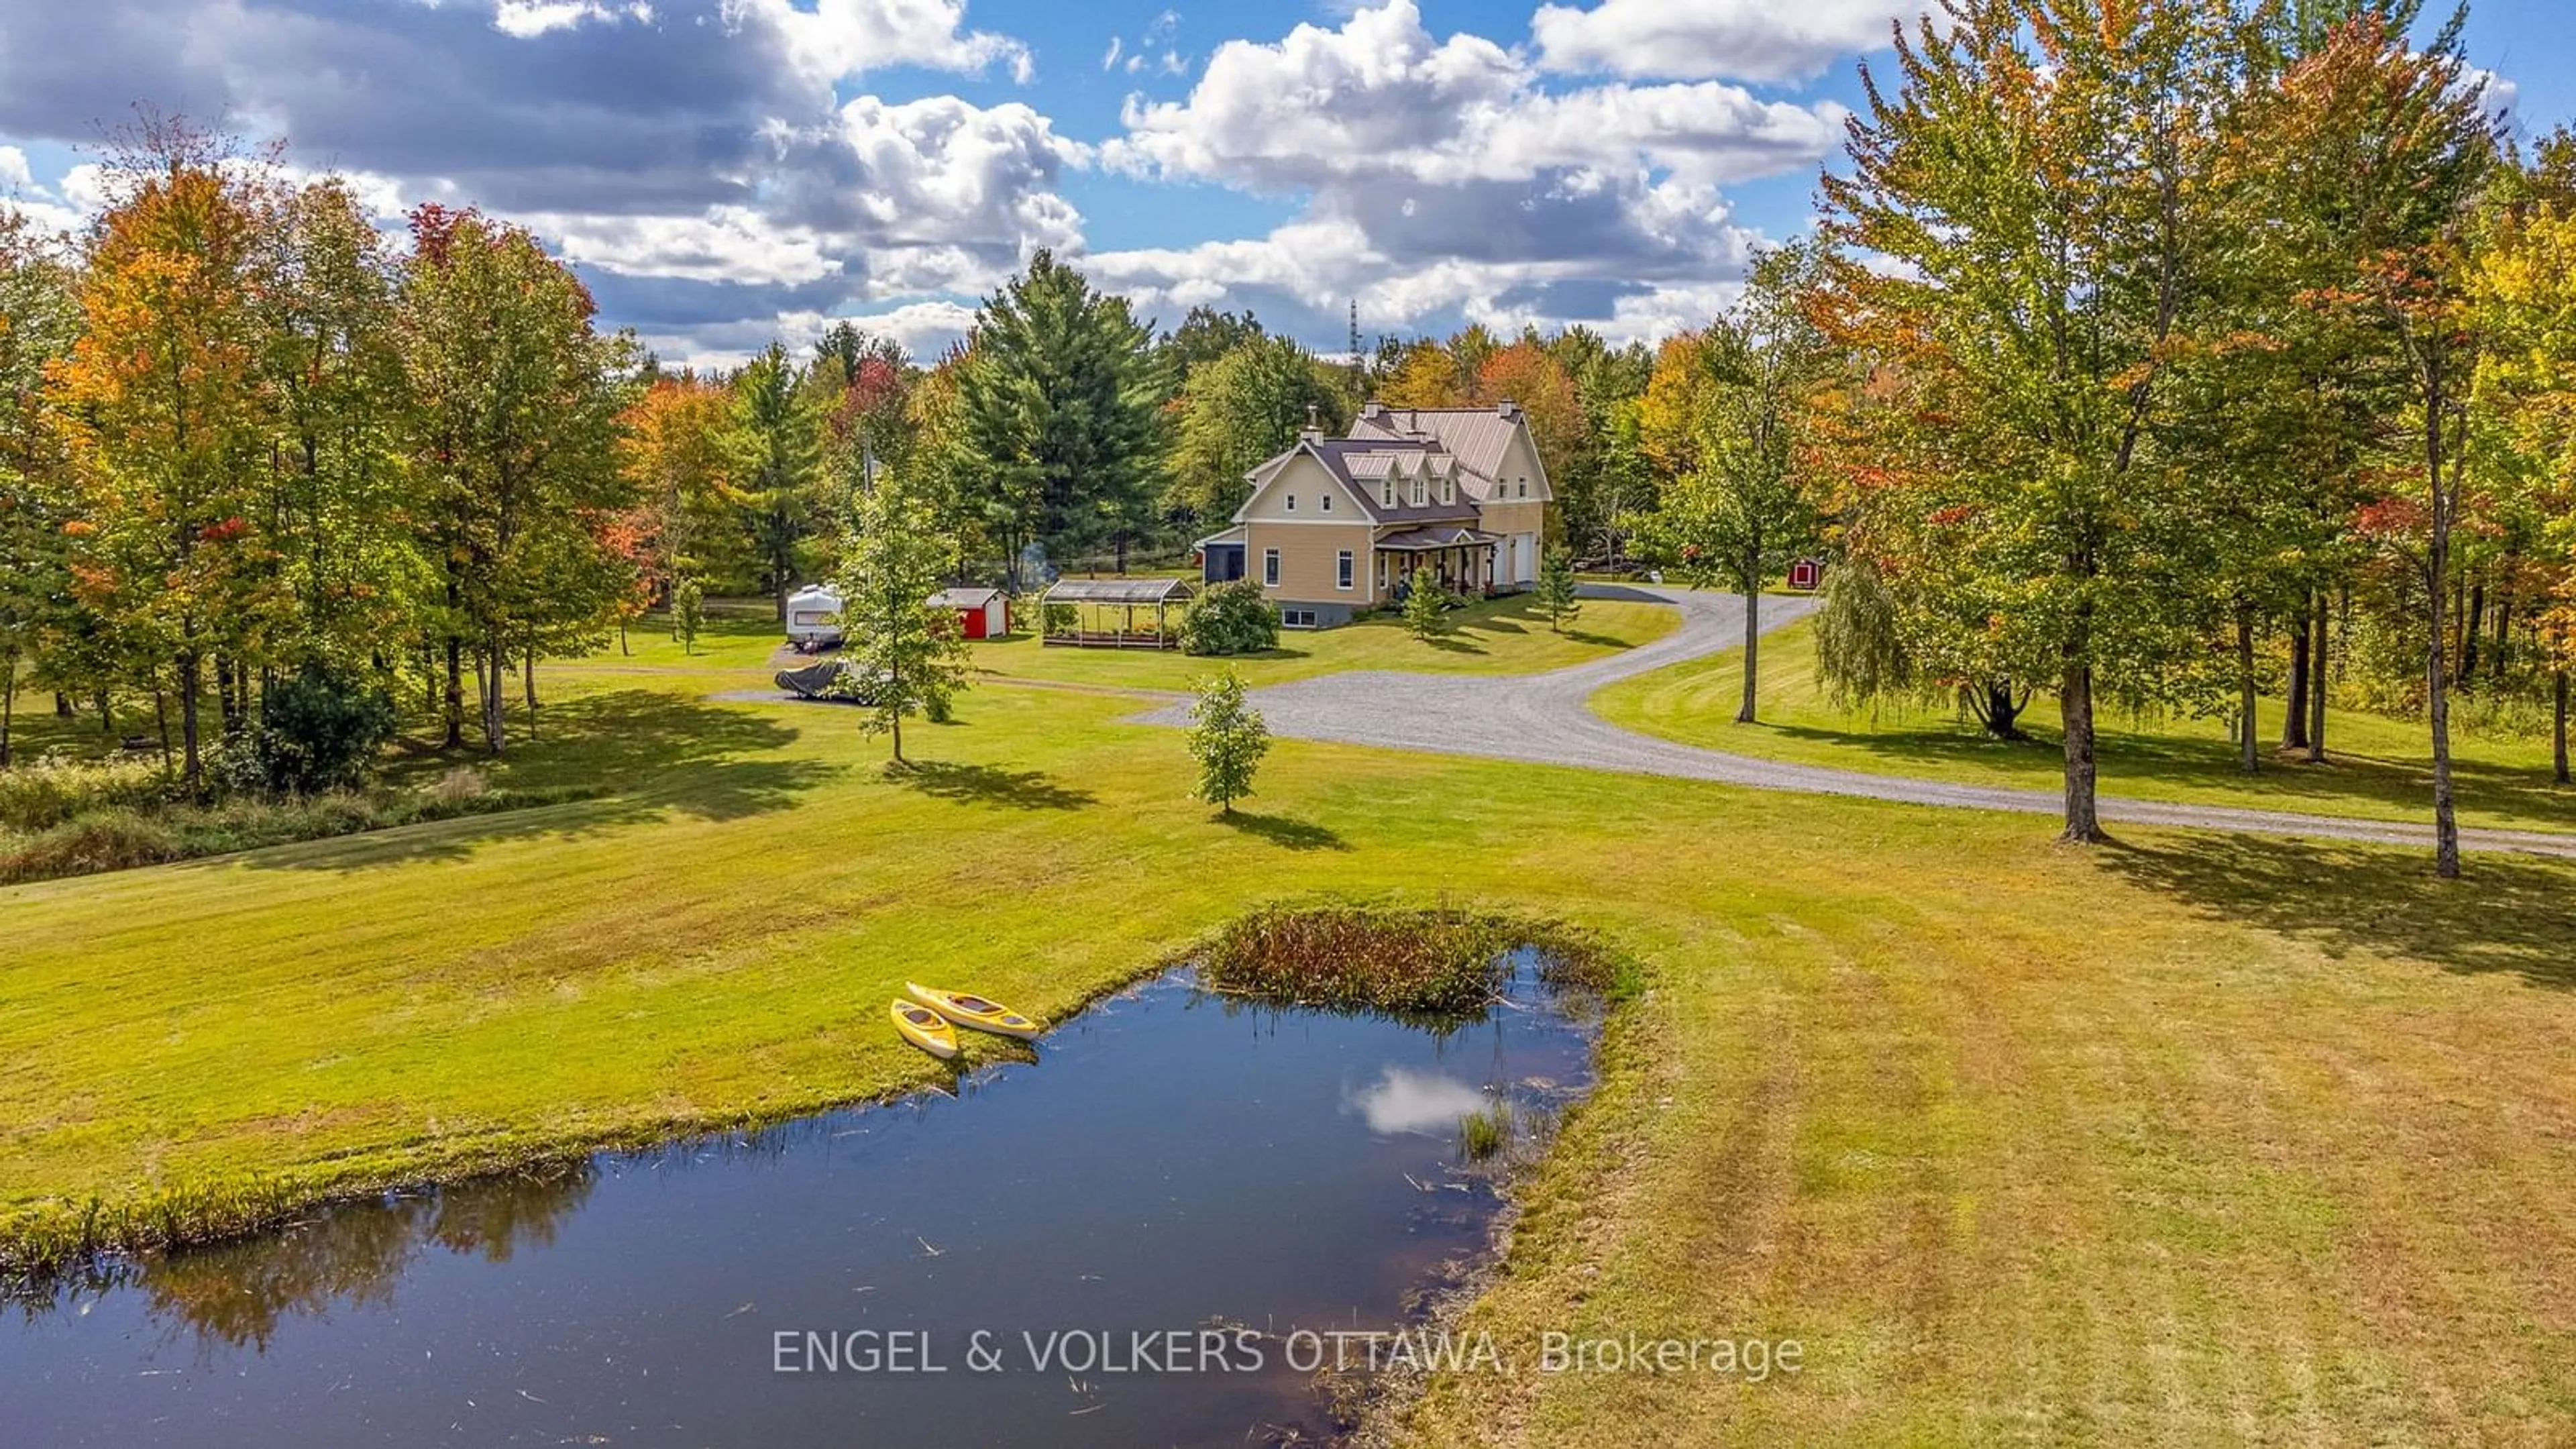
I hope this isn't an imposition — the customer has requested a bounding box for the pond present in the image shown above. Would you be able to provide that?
[4,957,1599,1446]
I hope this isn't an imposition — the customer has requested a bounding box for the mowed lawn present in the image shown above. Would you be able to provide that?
[4,611,2576,1440]
[1595,610,2576,837]
[972,591,1679,691]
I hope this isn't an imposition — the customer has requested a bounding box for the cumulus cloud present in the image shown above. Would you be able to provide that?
[492,1,658,40]
[0,145,30,191]
[721,0,1032,88]
[1531,0,1929,85]
[1092,1,1807,341]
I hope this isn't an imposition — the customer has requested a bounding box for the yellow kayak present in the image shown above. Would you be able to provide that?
[908,983,1040,1040]
[890,1000,960,1059]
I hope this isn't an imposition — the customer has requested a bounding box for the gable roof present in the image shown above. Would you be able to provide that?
[1348,404,1537,500]
[927,587,1004,609]
[1232,437,1479,526]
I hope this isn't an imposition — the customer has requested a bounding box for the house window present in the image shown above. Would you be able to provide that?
[1411,478,1426,506]
[1281,608,1318,629]
[1517,478,1528,498]
[1381,480,1395,506]
[1336,551,1354,590]
[1440,478,1454,505]
[1322,494,1333,513]
[1263,549,1281,587]
[1285,494,1297,512]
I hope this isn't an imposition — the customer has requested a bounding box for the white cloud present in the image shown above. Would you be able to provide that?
[1532,0,1928,85]
[719,0,1032,88]
[0,146,31,190]
[1102,36,1122,71]
[661,298,977,371]
[492,1,656,40]
[1104,1,1839,191]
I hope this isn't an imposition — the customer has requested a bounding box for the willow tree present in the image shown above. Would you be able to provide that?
[1818,0,2240,841]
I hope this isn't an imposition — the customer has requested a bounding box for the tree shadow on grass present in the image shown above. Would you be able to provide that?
[1218,810,1350,851]
[893,760,1096,811]
[2096,833,2576,989]
[238,690,843,873]
[1758,717,2576,834]
[1560,628,1630,650]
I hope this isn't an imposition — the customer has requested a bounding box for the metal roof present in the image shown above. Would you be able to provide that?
[926,587,1004,609]
[1042,577,1197,604]
[1377,525,1501,551]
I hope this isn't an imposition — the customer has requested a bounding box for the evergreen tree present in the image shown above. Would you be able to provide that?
[1534,546,1582,633]
[1403,566,1450,641]
[956,251,1170,583]
[733,341,826,621]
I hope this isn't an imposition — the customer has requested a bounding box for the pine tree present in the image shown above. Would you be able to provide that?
[1403,567,1450,641]
[1534,546,1582,633]
[1187,669,1269,815]
[956,251,1169,583]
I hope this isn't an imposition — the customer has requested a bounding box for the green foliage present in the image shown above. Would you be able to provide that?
[1185,669,1270,814]
[1635,244,1828,598]
[1811,554,1914,712]
[672,577,705,655]
[956,251,1171,582]
[250,663,400,795]
[1181,578,1281,656]
[1168,335,1350,523]
[730,340,826,614]
[1534,546,1582,632]
[1195,904,1619,1016]
[836,468,973,763]
[1403,567,1452,641]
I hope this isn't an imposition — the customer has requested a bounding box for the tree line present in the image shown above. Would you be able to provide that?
[1623,0,2576,880]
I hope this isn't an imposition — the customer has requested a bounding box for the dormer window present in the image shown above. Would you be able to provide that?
[1440,476,1454,506]
[1410,476,1427,507]
[1382,480,1395,506]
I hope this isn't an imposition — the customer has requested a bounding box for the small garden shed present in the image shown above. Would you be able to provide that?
[1040,577,1196,649]
[928,586,1010,640]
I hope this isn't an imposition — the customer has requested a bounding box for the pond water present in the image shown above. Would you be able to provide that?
[4,960,1598,1447]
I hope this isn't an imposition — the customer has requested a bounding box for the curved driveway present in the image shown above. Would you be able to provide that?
[1137,584,2576,859]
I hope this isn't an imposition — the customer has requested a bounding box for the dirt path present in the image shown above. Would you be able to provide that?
[1136,584,2576,859]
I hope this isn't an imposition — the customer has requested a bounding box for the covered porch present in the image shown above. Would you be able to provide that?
[1374,525,1503,600]
[1039,576,1196,649]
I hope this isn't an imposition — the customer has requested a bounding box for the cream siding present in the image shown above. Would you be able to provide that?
[1244,520,1379,605]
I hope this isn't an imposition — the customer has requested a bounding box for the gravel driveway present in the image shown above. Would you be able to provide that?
[1138,584,2576,859]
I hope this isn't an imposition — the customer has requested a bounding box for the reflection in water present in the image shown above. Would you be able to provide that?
[5,961,1599,1448]
[23,1164,594,1353]
[1346,1067,1490,1136]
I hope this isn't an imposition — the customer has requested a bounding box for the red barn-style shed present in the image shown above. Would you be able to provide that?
[928,587,1010,640]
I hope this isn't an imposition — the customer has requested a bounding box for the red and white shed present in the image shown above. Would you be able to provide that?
[928,586,1010,641]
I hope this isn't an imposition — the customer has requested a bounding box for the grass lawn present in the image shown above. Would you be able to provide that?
[7,609,2576,1440]
[969,591,1679,692]
[1595,611,2576,836]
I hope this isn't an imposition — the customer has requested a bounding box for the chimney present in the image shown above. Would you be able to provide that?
[1360,400,1386,421]
[1299,402,1322,442]
[1496,399,1520,421]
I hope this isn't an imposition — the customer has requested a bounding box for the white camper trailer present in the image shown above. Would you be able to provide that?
[784,584,845,651]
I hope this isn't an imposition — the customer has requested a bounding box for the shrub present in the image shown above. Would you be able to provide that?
[0,753,170,833]
[253,664,400,794]
[1181,579,1280,656]
[0,808,185,882]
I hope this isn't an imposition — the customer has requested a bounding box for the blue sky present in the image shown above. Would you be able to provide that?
[0,0,2563,366]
